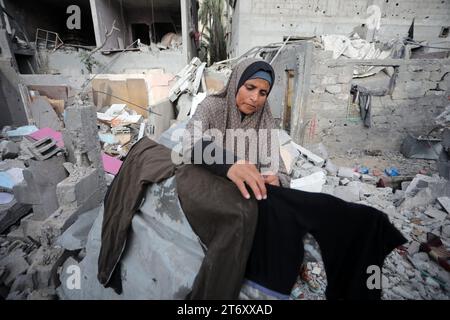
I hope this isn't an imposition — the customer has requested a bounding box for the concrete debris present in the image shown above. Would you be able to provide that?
[400,134,442,160]
[56,206,100,251]
[0,11,449,300]
[0,249,29,287]
[333,184,361,203]
[437,197,450,214]
[291,171,326,193]
[281,136,450,300]
[337,167,360,181]
[0,198,32,234]
[0,141,19,159]
[21,137,63,161]
[291,141,325,167]
[13,154,67,220]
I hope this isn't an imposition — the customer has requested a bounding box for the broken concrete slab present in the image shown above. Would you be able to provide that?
[291,171,326,193]
[57,177,204,299]
[437,197,450,214]
[401,188,438,211]
[404,174,448,198]
[291,141,325,167]
[56,206,100,251]
[56,167,103,210]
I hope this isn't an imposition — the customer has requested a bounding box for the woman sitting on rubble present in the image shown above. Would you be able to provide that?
[179,58,406,300]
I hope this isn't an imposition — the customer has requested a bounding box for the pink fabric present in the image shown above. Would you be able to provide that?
[101,153,122,175]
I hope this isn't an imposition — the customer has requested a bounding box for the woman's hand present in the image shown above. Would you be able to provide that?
[227,160,267,200]
[262,173,280,186]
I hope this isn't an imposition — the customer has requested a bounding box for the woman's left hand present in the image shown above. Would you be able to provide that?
[262,173,280,186]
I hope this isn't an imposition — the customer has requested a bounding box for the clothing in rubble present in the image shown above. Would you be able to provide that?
[245,184,407,300]
[97,137,177,293]
[184,141,407,299]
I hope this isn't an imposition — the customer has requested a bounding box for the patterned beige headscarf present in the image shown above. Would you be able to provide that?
[184,58,290,187]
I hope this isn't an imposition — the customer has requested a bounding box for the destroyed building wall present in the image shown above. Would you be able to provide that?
[4,0,96,46]
[263,42,313,140]
[0,31,29,127]
[90,0,197,64]
[36,49,187,76]
[90,0,129,49]
[229,0,450,57]
[302,49,450,157]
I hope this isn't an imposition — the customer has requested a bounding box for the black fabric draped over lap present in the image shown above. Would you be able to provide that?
[245,184,407,300]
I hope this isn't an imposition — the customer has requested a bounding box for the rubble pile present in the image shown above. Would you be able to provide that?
[0,96,107,300]
[279,134,450,300]
[96,103,143,158]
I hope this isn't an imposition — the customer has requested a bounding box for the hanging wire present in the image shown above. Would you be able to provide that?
[79,39,139,93]
[92,90,161,116]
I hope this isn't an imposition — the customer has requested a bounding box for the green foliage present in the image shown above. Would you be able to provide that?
[79,51,103,74]
[199,0,227,65]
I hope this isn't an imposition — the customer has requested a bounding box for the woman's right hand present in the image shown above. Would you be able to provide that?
[227,160,267,200]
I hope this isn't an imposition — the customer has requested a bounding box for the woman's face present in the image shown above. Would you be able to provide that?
[235,78,270,115]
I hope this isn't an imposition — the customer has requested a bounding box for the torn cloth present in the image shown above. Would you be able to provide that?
[97,137,177,292]
[352,85,388,128]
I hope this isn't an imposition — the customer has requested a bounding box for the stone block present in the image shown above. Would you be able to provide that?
[56,167,100,208]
